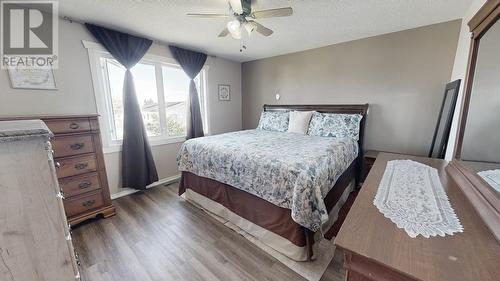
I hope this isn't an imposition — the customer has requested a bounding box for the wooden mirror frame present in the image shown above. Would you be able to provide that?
[447,0,500,242]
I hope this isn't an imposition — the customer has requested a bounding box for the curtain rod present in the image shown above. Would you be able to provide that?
[62,16,217,58]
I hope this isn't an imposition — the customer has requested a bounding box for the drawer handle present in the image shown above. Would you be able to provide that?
[69,123,80,130]
[70,143,85,150]
[74,250,81,266]
[74,163,88,170]
[82,200,95,207]
[57,192,65,199]
[55,162,61,169]
[79,180,92,189]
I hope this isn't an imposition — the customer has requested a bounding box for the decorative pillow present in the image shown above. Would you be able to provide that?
[257,111,289,132]
[308,112,363,140]
[288,111,314,134]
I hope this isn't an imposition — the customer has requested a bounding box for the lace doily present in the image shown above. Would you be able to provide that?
[478,169,500,193]
[374,160,463,238]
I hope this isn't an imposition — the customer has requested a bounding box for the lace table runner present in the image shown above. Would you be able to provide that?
[374,160,463,238]
[478,169,500,193]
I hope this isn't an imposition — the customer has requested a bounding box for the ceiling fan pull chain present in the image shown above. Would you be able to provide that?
[240,37,248,52]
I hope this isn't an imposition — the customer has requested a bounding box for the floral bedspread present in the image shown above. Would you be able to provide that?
[177,129,358,231]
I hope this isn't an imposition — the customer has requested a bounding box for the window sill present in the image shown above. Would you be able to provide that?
[103,136,186,154]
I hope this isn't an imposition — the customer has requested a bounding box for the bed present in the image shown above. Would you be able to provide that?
[177,104,368,261]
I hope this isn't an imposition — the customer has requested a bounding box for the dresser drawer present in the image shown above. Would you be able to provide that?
[56,154,97,178]
[64,190,104,217]
[52,135,95,158]
[45,119,91,134]
[59,172,101,198]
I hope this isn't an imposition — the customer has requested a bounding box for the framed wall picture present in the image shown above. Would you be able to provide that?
[7,67,57,90]
[218,84,230,101]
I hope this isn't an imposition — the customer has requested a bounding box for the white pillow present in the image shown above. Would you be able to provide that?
[288,111,315,134]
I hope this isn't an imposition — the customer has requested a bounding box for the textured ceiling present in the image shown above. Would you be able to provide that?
[58,0,473,62]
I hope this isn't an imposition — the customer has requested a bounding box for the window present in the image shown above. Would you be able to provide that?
[89,47,207,149]
[103,60,160,140]
[162,66,193,136]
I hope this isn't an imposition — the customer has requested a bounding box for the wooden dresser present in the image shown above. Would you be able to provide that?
[47,115,116,225]
[334,153,500,281]
[0,120,80,280]
[1,115,116,225]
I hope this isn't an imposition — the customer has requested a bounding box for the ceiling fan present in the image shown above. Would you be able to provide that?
[187,0,293,40]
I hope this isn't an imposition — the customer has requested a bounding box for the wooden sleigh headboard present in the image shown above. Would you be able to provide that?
[263,104,370,185]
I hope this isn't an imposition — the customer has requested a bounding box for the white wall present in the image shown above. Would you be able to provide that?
[445,0,487,161]
[0,17,242,196]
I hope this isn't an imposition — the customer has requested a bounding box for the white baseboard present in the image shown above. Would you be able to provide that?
[147,174,181,188]
[110,188,138,200]
[110,174,181,200]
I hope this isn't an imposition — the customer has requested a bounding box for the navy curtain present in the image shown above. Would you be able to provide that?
[86,23,158,190]
[169,46,207,139]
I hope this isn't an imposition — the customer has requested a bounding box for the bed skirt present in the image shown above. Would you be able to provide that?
[178,161,356,261]
[182,181,353,261]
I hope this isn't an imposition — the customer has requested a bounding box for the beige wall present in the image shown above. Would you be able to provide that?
[242,20,461,156]
[0,18,97,115]
[0,17,242,196]
[104,142,184,196]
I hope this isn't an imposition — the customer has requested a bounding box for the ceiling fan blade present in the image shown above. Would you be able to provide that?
[252,21,273,36]
[186,13,230,18]
[251,7,293,19]
[218,27,230,37]
[228,0,243,14]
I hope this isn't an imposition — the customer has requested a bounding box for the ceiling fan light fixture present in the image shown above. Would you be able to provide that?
[244,21,257,36]
[227,19,242,39]
[188,2,291,41]
[230,30,242,39]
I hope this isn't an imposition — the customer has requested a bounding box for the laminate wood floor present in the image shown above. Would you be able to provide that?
[72,183,346,281]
